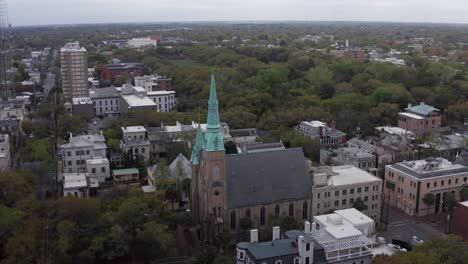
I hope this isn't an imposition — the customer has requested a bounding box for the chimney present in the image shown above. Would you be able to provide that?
[272,226,280,240]
[298,235,305,256]
[100,130,103,136]
[331,121,336,133]
[420,102,425,105]
[311,222,317,233]
[160,122,164,128]
[69,132,73,139]
[250,229,258,243]
[304,221,311,234]
[408,103,412,108]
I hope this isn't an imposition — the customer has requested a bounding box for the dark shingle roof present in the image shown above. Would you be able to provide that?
[226,148,311,209]
[247,239,297,259]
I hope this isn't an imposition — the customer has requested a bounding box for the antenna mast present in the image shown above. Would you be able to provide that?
[0,0,13,101]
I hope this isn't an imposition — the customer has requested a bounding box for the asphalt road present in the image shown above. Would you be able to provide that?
[379,207,445,243]
[43,72,55,99]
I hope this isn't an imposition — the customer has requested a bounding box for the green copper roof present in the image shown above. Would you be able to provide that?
[205,73,225,152]
[191,124,205,165]
[405,102,439,117]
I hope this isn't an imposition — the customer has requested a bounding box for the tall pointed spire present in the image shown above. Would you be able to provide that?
[205,72,224,151]
[207,72,220,129]
[191,124,205,165]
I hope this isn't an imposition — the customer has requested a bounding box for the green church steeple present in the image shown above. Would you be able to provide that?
[191,124,205,165]
[204,73,224,151]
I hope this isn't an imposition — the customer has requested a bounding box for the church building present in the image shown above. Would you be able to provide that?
[190,73,312,235]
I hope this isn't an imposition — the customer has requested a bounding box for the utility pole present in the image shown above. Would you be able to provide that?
[0,0,13,101]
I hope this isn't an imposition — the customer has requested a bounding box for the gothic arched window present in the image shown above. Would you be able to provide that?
[289,203,294,217]
[230,211,236,230]
[260,207,266,226]
[275,205,280,217]
[303,201,308,220]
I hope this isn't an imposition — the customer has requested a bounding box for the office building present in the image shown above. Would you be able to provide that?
[311,166,382,222]
[384,158,468,216]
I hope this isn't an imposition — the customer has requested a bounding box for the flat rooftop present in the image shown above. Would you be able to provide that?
[147,91,176,96]
[376,126,415,136]
[121,94,156,107]
[314,213,363,239]
[72,97,92,105]
[89,87,120,99]
[334,208,374,226]
[329,165,381,186]
[63,173,88,189]
[389,158,468,179]
[122,126,147,133]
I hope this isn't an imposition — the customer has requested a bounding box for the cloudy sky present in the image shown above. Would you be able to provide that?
[9,0,468,26]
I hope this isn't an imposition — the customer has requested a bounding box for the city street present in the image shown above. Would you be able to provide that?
[379,207,445,243]
[43,72,55,99]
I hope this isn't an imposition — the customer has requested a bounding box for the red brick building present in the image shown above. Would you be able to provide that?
[453,201,468,240]
[100,63,144,83]
[398,102,441,138]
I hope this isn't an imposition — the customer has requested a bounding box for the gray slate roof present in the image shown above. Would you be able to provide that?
[226,148,311,209]
[247,239,297,260]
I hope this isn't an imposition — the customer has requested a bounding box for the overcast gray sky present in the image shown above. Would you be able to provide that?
[9,0,468,26]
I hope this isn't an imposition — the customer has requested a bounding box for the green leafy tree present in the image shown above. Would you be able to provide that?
[353,198,368,211]
[224,141,238,154]
[422,193,436,214]
[460,187,468,202]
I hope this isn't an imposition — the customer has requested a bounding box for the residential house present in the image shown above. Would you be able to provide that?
[120,126,151,164]
[236,209,374,264]
[113,168,140,186]
[398,102,441,138]
[59,134,108,174]
[296,121,346,148]
[334,147,377,173]
[63,173,99,198]
[0,134,10,170]
[134,74,172,91]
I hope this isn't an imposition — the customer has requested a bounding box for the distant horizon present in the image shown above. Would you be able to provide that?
[9,0,468,27]
[12,19,468,28]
